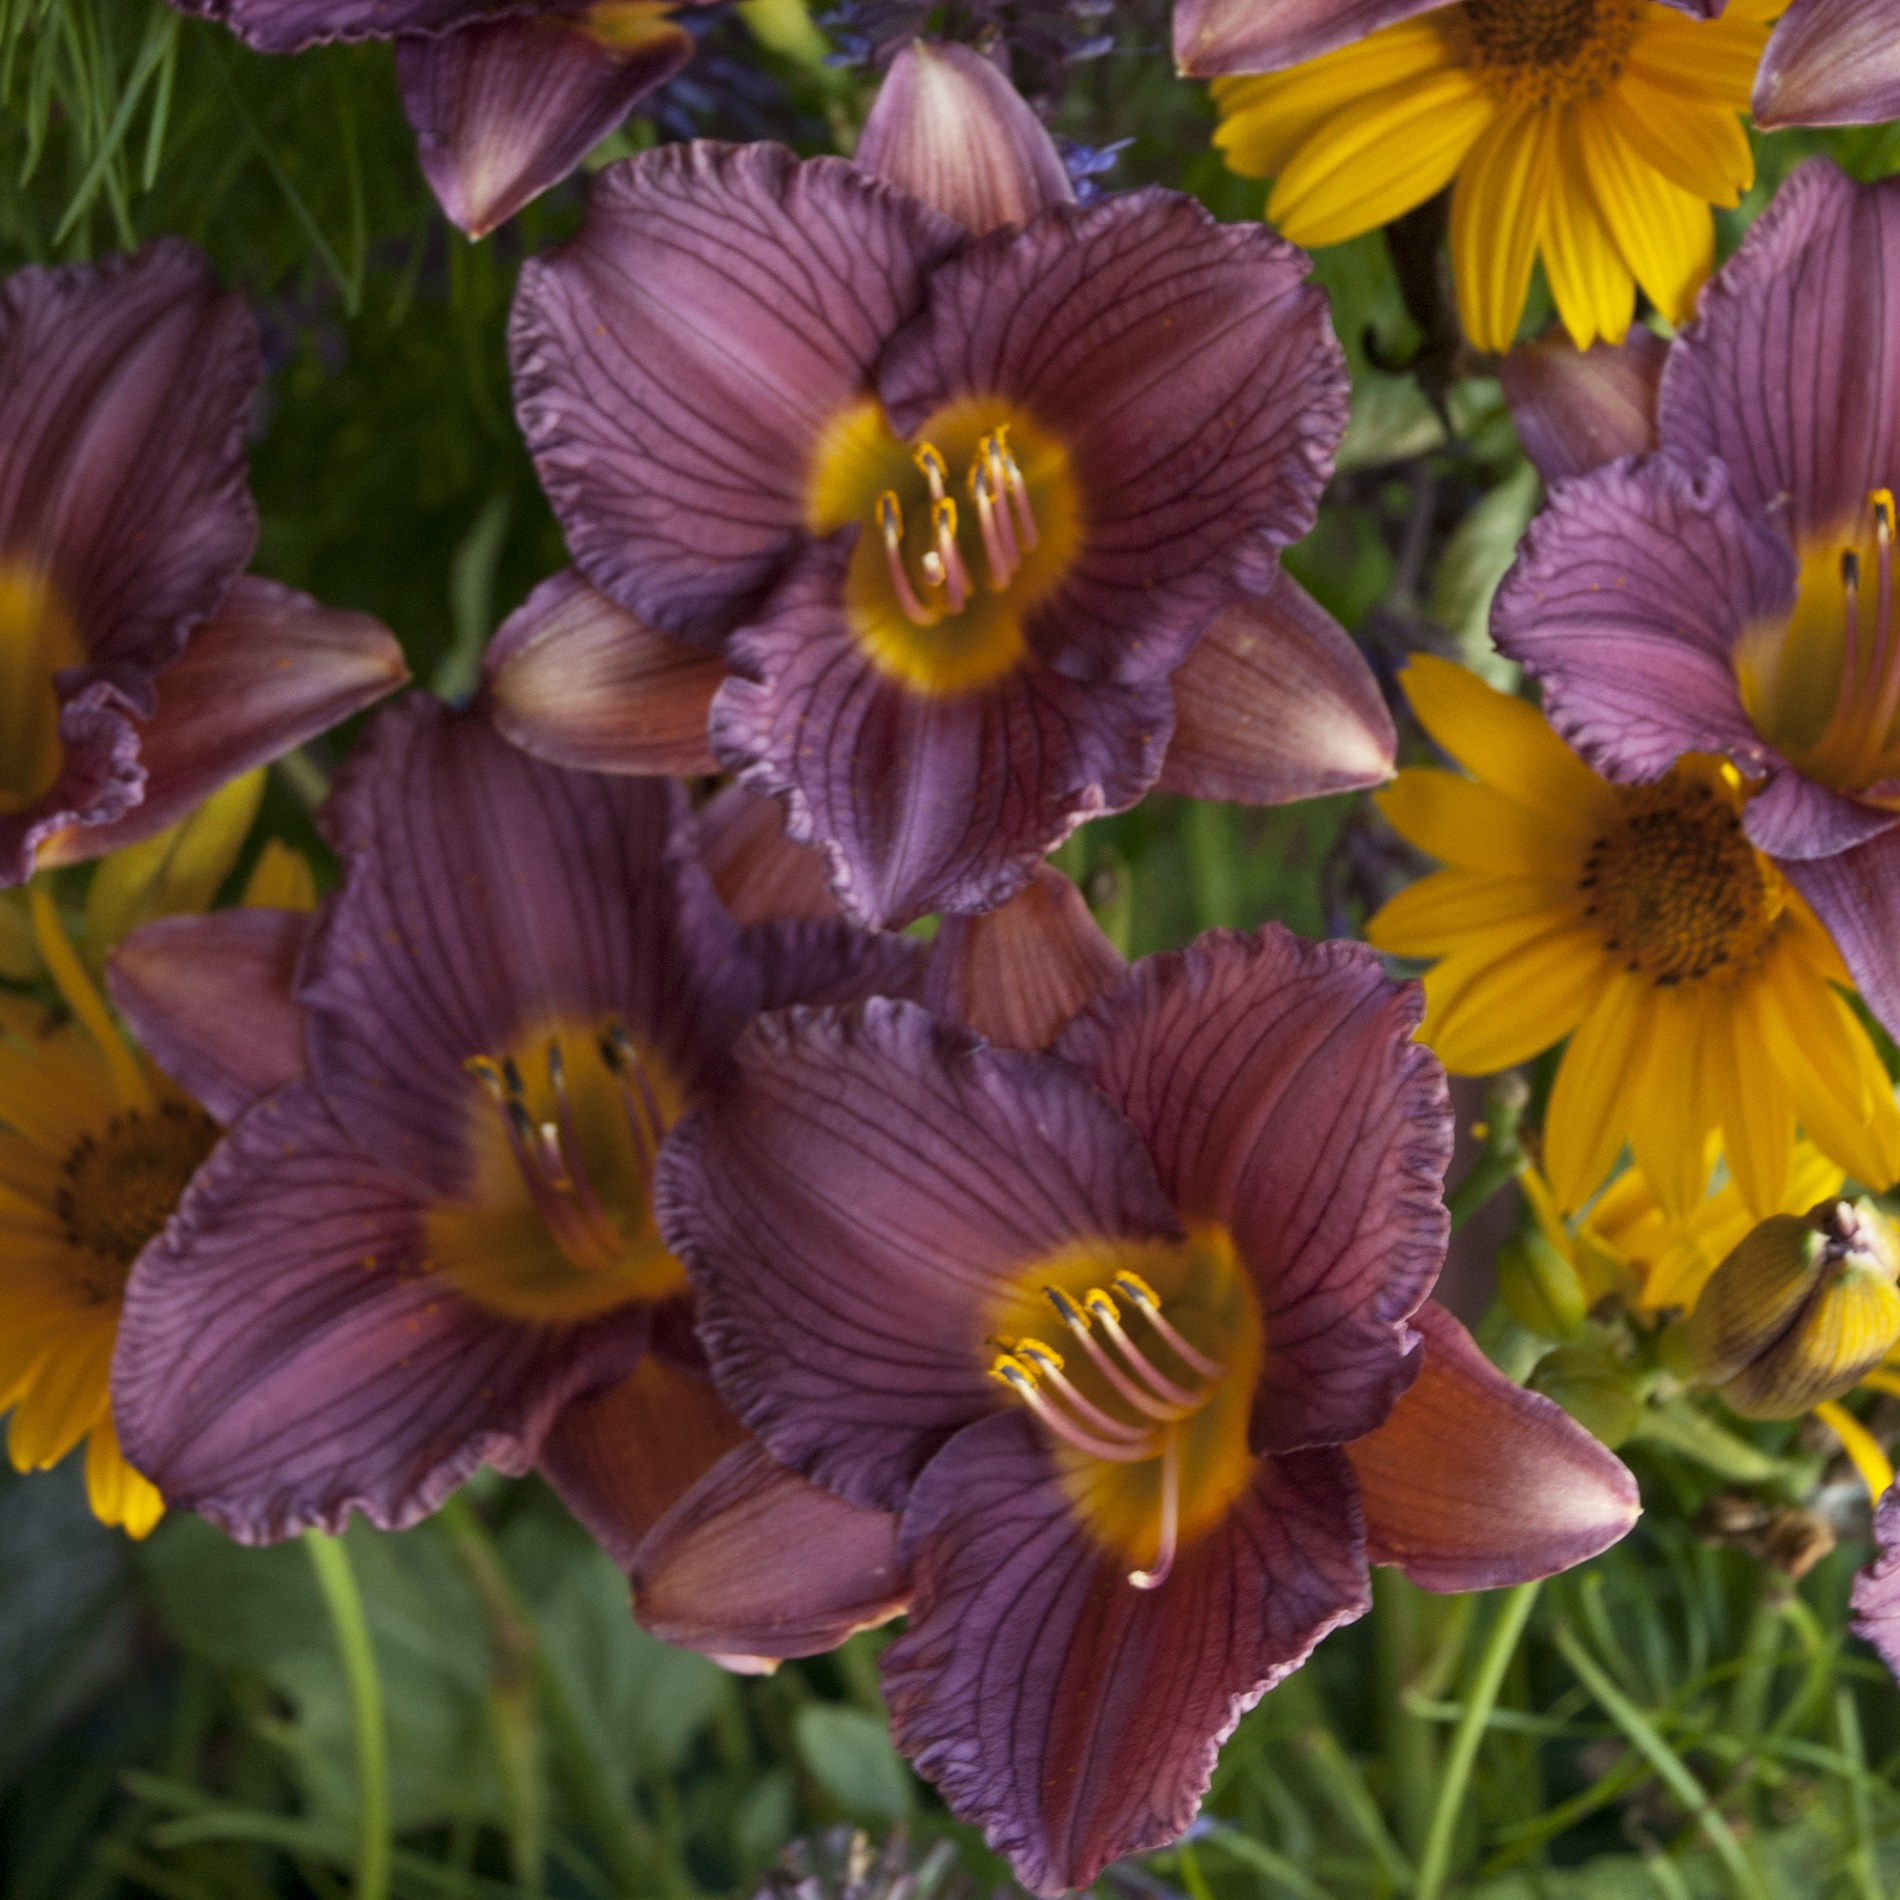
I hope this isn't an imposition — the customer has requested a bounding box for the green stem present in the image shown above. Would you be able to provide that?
[302,1530,391,1900]
[1444,1074,1531,1233]
[1414,1580,1541,1900]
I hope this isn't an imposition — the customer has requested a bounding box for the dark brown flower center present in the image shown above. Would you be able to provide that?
[1579,770,1781,986]
[1449,0,1646,103]
[57,1099,219,1300]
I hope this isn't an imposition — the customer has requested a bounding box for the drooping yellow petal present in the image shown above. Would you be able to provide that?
[1544,969,1652,1212]
[1420,924,1605,1074]
[29,887,152,1113]
[1212,19,1460,180]
[1366,867,1579,955]
[1601,63,1753,210]
[1627,2,1774,114]
[0,1038,113,1157]
[1398,654,1614,825]
[1576,103,1711,327]
[1268,66,1496,249]
[85,1414,164,1538]
[5,1320,113,1471]
[1450,104,1556,353]
[1376,771,1594,877]
[1624,986,1715,1220]
[242,838,318,911]
[1708,985,1795,1218]
[1539,107,1639,351]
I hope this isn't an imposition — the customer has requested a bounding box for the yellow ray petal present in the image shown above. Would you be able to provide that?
[1420,925,1606,1074]
[1544,968,1652,1211]
[1212,19,1459,180]
[85,1414,164,1538]
[1628,4,1774,109]
[1540,110,1639,351]
[1450,104,1556,354]
[1625,986,1715,1220]
[1576,105,1711,327]
[1601,63,1752,209]
[1367,867,1580,956]
[1268,66,1496,249]
[1377,769,1594,877]
[1709,986,1795,1218]
[5,1319,113,1471]
[0,1041,112,1157]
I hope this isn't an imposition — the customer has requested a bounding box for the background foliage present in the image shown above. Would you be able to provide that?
[6,1,1900,1894]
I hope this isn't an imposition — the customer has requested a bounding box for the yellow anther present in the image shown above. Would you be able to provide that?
[1084,1287,1121,1326]
[988,1353,1036,1393]
[465,1055,509,1097]
[1015,1337,1065,1375]
[1875,488,1896,542]
[914,442,949,500]
[1044,1285,1089,1329]
[933,495,958,540]
[876,490,904,547]
[1112,1270,1160,1312]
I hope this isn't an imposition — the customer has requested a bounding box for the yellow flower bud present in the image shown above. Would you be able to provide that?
[1529,1346,1644,1448]
[1687,1199,1900,1421]
[1498,1228,1588,1340]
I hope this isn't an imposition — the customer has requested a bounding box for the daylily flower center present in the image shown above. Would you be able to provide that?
[0,561,82,813]
[56,1099,218,1301]
[808,395,1081,695]
[1736,490,1900,800]
[1442,0,1646,106]
[1579,764,1784,985]
[984,1226,1260,1590]
[425,1017,689,1321]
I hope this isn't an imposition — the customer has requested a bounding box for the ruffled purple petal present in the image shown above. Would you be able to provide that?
[539,1356,751,1570]
[1779,833,1900,1044]
[698,785,839,926]
[0,682,140,888]
[1754,0,1900,130]
[1740,768,1900,861]
[1499,326,1666,486]
[484,568,721,778]
[745,919,927,1010]
[108,909,310,1124]
[179,0,500,52]
[1659,159,1900,536]
[1055,927,1450,1452]
[1154,573,1394,804]
[633,1440,908,1663]
[0,237,256,687]
[709,543,1173,929]
[882,1412,1368,1896]
[1492,456,1792,783]
[1346,1302,1639,1592]
[923,865,1125,1053]
[510,142,963,639]
[299,695,754,1198]
[113,1080,647,1543]
[877,190,1347,686]
[853,39,1073,235]
[37,575,406,869]
[1851,1481,1900,1684]
[396,11,692,239]
[659,998,1181,1512]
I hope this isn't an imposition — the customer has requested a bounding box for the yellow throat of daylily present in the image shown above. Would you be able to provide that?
[425,1017,690,1323]
[807,395,1081,696]
[983,1225,1260,1590]
[0,561,81,815]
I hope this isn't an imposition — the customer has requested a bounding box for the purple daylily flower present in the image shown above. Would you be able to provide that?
[1753,0,1900,129]
[1494,160,1900,1041]
[506,42,1387,930]
[1853,1482,1900,1684]
[0,240,405,886]
[107,691,915,1541]
[175,0,712,238]
[1172,0,1725,77]
[658,926,1640,1892]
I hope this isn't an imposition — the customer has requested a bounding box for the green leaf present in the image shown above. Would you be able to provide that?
[793,1705,914,1822]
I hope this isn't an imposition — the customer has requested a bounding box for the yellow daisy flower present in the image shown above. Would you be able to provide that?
[0,777,312,1536]
[1210,0,1775,351]
[1367,656,1900,1221]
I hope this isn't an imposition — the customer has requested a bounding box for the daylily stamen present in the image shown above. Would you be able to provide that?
[1112,1269,1229,1381]
[1012,1336,1153,1444]
[877,490,939,629]
[1127,1429,1180,1592]
[995,428,1039,554]
[1084,1286,1205,1409]
[914,441,949,504]
[989,1353,1160,1463]
[933,498,970,613]
[1044,1284,1194,1421]
[600,1019,663,1180]
[970,463,1018,592]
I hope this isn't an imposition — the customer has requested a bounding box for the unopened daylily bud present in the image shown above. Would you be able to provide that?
[1498,1228,1587,1340]
[1688,1198,1900,1420]
[1529,1346,1644,1449]
[853,39,1075,235]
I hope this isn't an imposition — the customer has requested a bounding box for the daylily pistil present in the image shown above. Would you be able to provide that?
[1738,488,1900,797]
[985,1228,1260,1591]
[429,1017,687,1322]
